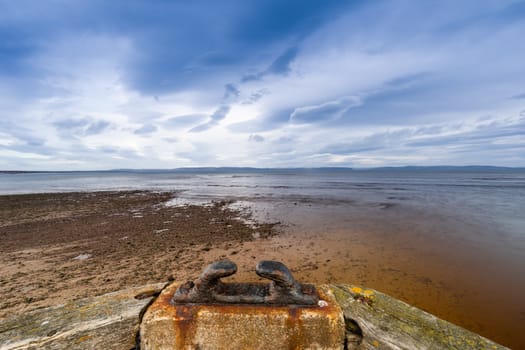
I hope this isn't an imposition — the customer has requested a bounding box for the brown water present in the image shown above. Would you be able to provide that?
[224,199,525,349]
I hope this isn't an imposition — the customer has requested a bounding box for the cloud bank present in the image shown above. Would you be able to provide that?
[0,0,524,170]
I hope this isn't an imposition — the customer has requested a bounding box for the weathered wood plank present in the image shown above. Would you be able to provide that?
[0,283,165,350]
[330,284,508,350]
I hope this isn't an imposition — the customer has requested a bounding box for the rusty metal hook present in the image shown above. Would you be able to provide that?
[256,260,318,305]
[172,260,237,303]
[171,260,318,306]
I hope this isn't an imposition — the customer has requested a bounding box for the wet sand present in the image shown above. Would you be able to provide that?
[1,191,524,348]
[0,191,276,318]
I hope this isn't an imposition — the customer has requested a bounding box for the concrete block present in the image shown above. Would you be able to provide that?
[140,283,345,350]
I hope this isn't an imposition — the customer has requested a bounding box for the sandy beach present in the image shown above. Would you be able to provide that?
[0,191,276,318]
[1,190,524,348]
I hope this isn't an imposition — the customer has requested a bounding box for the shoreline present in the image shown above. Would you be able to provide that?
[1,190,524,348]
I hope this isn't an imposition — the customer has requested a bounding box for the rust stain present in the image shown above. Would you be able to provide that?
[285,307,303,349]
[174,304,199,349]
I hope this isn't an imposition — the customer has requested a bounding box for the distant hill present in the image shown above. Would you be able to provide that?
[1,165,524,174]
[357,165,525,172]
[109,166,525,173]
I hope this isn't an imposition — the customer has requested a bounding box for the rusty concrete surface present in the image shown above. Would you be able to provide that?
[140,282,345,350]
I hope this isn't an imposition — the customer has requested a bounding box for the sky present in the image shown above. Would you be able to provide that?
[1,0,525,170]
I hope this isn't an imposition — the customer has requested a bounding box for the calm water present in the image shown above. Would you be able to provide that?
[1,169,524,236]
[2,169,525,347]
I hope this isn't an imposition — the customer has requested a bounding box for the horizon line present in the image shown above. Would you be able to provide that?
[2,165,525,173]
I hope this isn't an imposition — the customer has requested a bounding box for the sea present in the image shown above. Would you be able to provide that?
[1,168,524,235]
[1,167,525,347]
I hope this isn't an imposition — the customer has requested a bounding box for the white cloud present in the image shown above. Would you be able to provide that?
[0,149,51,160]
[290,96,362,124]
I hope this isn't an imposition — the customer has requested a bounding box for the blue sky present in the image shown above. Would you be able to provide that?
[1,0,524,170]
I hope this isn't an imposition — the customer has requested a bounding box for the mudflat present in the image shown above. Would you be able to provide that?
[0,191,276,318]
